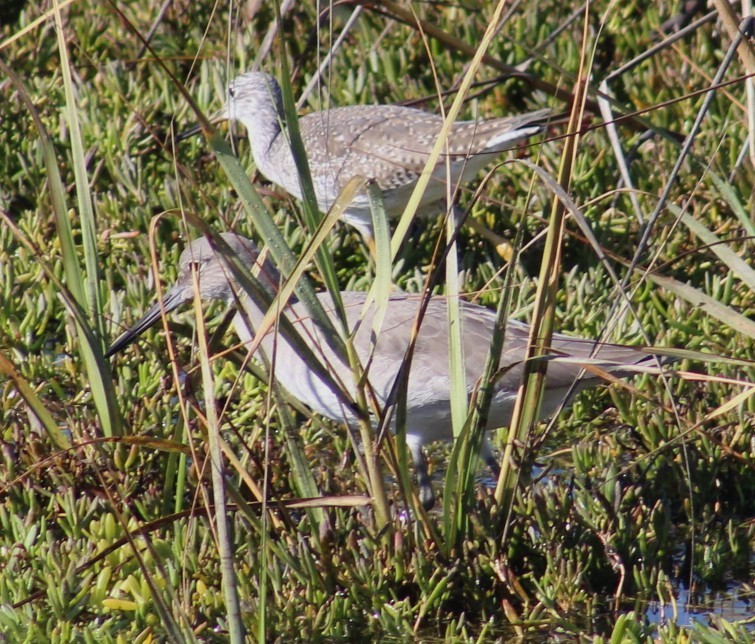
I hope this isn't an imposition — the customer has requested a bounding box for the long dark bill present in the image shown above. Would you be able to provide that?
[105,284,189,358]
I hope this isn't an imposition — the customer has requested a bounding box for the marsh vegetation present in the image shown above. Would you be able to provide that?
[0,1,753,640]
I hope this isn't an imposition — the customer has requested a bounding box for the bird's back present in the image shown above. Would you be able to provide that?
[266,104,551,218]
[268,292,648,438]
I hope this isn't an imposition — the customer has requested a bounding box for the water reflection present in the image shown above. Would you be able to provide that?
[645,581,753,630]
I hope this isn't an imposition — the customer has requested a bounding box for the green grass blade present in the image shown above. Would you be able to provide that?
[270,46,394,530]
[208,133,349,362]
[53,5,102,338]
[707,170,755,237]
[676,207,755,291]
[646,271,755,340]
[0,351,70,450]
[362,183,393,345]
[191,268,245,644]
[51,5,122,439]
[272,37,346,324]
[2,24,124,443]
[0,66,123,440]
[493,34,590,513]
[443,214,521,545]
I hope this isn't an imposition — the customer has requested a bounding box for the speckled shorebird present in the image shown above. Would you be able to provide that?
[226,71,552,257]
[107,233,663,509]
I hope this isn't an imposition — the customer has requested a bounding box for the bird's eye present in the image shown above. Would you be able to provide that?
[188,260,201,273]
[228,86,235,99]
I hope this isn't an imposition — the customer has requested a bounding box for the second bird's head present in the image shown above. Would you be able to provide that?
[106,232,277,357]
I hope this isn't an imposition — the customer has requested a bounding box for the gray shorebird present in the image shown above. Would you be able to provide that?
[226,72,552,257]
[107,233,665,509]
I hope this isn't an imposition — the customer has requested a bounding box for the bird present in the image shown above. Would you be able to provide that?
[107,233,666,509]
[225,71,553,258]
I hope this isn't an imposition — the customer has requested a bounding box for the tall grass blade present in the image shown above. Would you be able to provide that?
[676,208,755,290]
[362,183,413,520]
[208,133,350,362]
[49,7,124,439]
[645,272,755,340]
[0,351,70,450]
[707,170,755,237]
[375,0,527,538]
[246,11,395,531]
[269,391,325,528]
[445,217,467,437]
[189,259,244,644]
[493,9,591,516]
[362,183,392,343]
[273,1,345,323]
[444,213,521,545]
[441,210,467,539]
[53,3,102,338]
[1,61,122,439]
[270,41,394,530]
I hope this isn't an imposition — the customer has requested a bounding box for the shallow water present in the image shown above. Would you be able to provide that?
[644,581,754,631]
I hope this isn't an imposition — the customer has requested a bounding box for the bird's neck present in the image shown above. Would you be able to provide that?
[243,94,286,177]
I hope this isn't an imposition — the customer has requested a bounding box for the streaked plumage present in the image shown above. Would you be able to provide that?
[226,72,551,247]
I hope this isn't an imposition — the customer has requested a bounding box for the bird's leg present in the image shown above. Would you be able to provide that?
[480,437,501,480]
[463,218,515,262]
[407,439,436,510]
[452,205,514,262]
